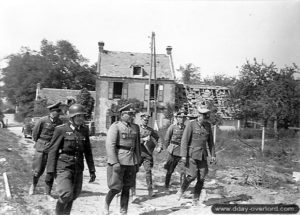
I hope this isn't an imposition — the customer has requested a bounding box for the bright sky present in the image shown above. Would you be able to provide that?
[0,0,299,78]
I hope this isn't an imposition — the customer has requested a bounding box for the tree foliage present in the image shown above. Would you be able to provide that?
[232,59,300,129]
[0,39,96,117]
[203,74,237,87]
[76,88,95,120]
[178,63,201,84]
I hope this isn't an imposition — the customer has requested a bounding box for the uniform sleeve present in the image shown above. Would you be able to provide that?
[164,125,174,149]
[135,125,141,164]
[180,121,192,158]
[32,119,43,142]
[46,127,64,173]
[206,123,216,157]
[105,123,119,165]
[150,129,162,148]
[83,128,96,173]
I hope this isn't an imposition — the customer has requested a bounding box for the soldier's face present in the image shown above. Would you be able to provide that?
[50,110,60,119]
[141,117,149,126]
[176,116,184,124]
[121,112,134,123]
[197,114,205,123]
[73,114,85,126]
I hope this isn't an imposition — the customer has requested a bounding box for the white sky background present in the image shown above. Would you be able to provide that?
[0,0,299,79]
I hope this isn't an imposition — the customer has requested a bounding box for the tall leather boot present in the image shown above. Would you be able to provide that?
[120,187,130,215]
[193,179,204,206]
[165,173,172,194]
[146,171,154,197]
[64,201,73,215]
[177,177,191,200]
[55,201,66,215]
[180,173,186,186]
[29,176,39,195]
[104,189,119,215]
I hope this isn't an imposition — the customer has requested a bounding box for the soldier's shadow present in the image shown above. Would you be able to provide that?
[80,190,106,197]
[140,207,187,215]
[134,185,192,203]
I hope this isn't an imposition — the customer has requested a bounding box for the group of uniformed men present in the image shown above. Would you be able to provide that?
[29,101,216,215]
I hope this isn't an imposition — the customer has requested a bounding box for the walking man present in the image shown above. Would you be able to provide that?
[104,103,141,215]
[164,111,186,194]
[45,103,96,215]
[138,113,162,197]
[177,107,216,206]
[29,102,63,196]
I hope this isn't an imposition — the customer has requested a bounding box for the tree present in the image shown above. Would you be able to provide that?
[178,63,201,84]
[232,59,300,132]
[0,48,51,105]
[0,39,96,118]
[203,74,237,87]
[76,88,95,120]
[40,39,96,90]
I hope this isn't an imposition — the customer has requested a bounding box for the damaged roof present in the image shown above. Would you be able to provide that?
[38,88,96,104]
[100,51,174,80]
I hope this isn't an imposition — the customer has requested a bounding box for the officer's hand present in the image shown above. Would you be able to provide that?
[210,156,216,164]
[89,172,96,183]
[156,147,162,153]
[135,164,139,173]
[181,157,187,165]
[143,135,150,141]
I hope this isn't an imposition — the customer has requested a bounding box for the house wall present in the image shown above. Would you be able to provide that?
[95,78,175,134]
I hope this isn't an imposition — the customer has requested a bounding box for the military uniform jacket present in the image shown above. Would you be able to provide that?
[106,121,141,166]
[180,120,215,161]
[139,125,162,156]
[32,116,63,152]
[165,124,185,156]
[45,122,95,174]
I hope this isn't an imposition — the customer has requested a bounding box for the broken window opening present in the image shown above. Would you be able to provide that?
[133,66,142,76]
[150,84,159,100]
[113,82,123,99]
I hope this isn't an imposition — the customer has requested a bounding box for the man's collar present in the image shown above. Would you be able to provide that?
[120,120,131,127]
[69,121,80,131]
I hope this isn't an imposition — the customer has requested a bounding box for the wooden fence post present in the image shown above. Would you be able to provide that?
[261,126,265,152]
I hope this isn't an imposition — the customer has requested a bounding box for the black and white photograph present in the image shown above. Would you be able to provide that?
[0,0,299,214]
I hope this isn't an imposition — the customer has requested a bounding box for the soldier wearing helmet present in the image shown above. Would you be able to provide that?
[104,103,141,215]
[29,102,63,196]
[45,103,96,215]
[177,106,216,206]
[163,110,187,194]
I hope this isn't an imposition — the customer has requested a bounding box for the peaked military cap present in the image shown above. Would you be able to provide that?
[140,113,151,119]
[47,102,61,112]
[118,103,135,113]
[174,111,186,117]
[197,106,210,114]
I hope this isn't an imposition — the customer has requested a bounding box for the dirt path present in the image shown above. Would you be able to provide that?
[6,125,300,215]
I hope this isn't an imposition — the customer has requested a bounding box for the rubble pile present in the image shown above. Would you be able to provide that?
[175,84,234,118]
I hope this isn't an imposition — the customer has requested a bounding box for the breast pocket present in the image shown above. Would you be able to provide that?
[192,129,201,140]
[64,136,76,148]
[121,132,128,139]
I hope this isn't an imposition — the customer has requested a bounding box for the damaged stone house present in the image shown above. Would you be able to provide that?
[35,83,96,114]
[94,42,176,134]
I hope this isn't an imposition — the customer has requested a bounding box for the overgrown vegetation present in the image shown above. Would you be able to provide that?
[0,39,97,120]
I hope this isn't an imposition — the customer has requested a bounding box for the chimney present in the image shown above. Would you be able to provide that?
[98,41,105,53]
[166,46,172,55]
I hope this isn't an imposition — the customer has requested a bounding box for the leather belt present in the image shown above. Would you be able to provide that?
[171,141,180,145]
[116,145,135,151]
[59,149,76,156]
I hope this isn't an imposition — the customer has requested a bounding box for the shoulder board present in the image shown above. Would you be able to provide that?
[56,124,66,128]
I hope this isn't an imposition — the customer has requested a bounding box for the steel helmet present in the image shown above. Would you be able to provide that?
[68,104,86,118]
